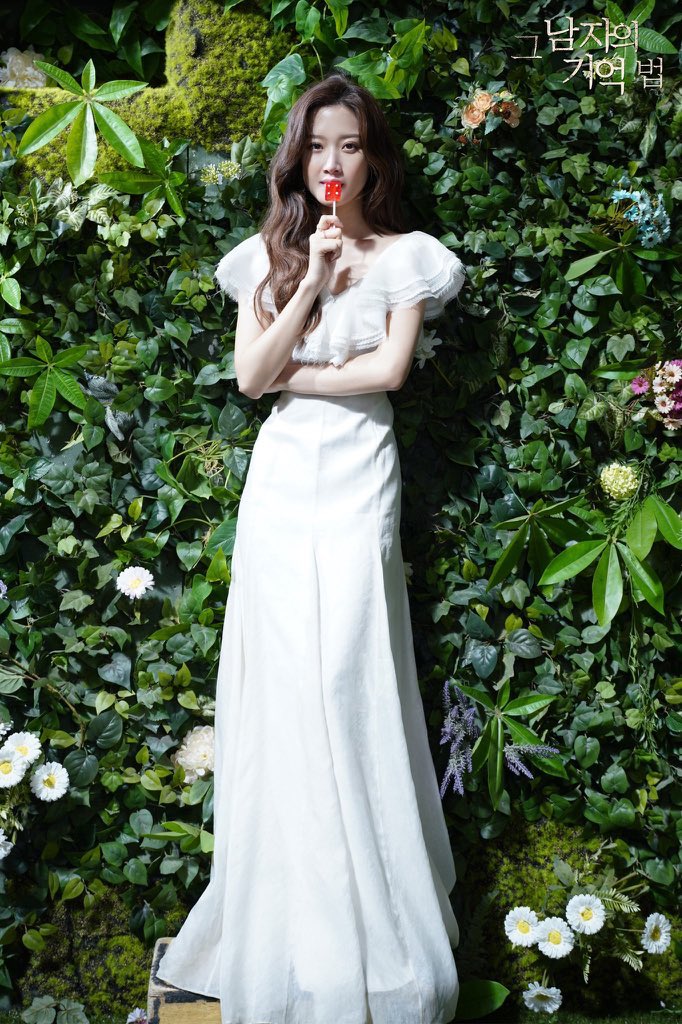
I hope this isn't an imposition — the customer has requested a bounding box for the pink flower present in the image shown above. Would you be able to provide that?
[630,376,650,395]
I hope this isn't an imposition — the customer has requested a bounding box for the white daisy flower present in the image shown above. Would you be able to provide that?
[535,916,575,958]
[0,827,14,860]
[523,980,563,1013]
[660,363,682,385]
[171,725,215,784]
[566,893,606,935]
[30,762,70,802]
[0,731,42,766]
[0,749,28,788]
[655,394,674,414]
[0,720,12,742]
[116,565,155,599]
[642,912,671,954]
[504,906,539,947]
[651,374,668,394]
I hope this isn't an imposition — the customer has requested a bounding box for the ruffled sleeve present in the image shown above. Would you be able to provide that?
[291,231,466,368]
[214,232,276,313]
[373,230,465,319]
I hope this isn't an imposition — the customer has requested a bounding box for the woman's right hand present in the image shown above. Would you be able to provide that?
[304,214,343,291]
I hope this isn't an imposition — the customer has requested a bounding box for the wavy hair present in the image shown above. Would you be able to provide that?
[252,69,407,336]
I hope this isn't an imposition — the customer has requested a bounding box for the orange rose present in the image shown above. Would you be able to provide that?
[462,103,485,129]
[472,91,494,112]
[493,101,521,128]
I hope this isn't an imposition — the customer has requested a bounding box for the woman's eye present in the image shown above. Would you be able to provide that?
[309,143,359,150]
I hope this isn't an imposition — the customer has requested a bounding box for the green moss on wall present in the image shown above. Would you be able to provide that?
[457,817,681,1014]
[0,0,292,191]
[17,888,189,1016]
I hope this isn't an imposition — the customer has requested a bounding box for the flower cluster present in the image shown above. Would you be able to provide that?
[0,45,47,88]
[116,565,155,598]
[506,891,672,1014]
[631,359,682,430]
[439,682,480,797]
[200,159,242,186]
[171,725,215,783]
[610,178,670,248]
[0,727,71,859]
[458,87,522,145]
[599,462,639,501]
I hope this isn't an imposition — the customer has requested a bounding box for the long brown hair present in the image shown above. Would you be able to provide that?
[252,70,407,336]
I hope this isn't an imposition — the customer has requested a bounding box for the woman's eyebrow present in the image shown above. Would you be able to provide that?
[310,133,361,140]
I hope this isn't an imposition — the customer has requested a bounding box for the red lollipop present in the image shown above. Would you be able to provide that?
[325,180,342,216]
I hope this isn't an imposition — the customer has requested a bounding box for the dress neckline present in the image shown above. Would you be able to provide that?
[321,231,415,301]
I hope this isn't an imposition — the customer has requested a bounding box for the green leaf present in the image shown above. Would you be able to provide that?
[592,543,623,626]
[32,60,84,95]
[86,710,123,750]
[488,717,504,811]
[93,79,149,102]
[564,250,615,281]
[0,277,21,310]
[574,735,600,768]
[647,494,682,549]
[0,356,44,376]
[486,522,528,590]
[454,978,510,1020]
[66,104,98,186]
[637,27,677,54]
[617,543,664,614]
[91,102,144,167]
[538,539,607,585]
[625,503,657,559]
[53,368,87,410]
[28,371,57,429]
[15,100,82,157]
[452,681,495,711]
[502,694,555,716]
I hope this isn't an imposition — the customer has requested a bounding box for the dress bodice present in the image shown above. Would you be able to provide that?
[214,230,465,367]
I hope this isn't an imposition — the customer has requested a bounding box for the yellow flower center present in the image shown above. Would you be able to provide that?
[17,744,28,756]
[44,774,56,788]
[651,925,660,940]
[537,994,551,1002]
[0,761,12,774]
[580,908,593,920]
[548,929,562,944]
[130,577,142,588]
[517,920,531,934]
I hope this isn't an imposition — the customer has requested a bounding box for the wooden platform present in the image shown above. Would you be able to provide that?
[148,937,221,1024]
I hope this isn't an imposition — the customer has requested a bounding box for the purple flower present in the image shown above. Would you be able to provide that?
[504,742,561,780]
[630,376,650,395]
[439,681,481,798]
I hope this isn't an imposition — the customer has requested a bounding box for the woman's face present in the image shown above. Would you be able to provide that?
[301,104,369,210]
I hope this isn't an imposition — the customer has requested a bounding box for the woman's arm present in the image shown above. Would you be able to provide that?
[261,301,427,396]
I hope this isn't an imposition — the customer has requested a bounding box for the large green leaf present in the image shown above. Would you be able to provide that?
[592,543,623,626]
[15,100,82,157]
[617,542,664,614]
[538,539,607,586]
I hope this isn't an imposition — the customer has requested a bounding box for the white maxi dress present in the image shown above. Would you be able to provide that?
[156,230,466,1024]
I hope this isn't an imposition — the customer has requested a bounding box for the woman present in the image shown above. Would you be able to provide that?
[157,69,466,1024]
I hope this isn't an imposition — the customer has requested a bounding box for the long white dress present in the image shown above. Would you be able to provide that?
[156,230,466,1024]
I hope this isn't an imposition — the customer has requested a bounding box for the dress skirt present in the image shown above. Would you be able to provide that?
[156,389,460,1024]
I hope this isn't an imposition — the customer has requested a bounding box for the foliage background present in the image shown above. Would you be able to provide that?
[0,0,680,1017]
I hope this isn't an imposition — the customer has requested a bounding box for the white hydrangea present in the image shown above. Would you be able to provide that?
[523,980,563,1013]
[172,725,215,784]
[30,762,70,802]
[116,565,155,598]
[641,912,671,954]
[0,46,47,88]
[0,731,42,766]
[0,749,28,788]
[565,893,605,935]
[0,828,13,861]
[504,906,539,947]
[535,916,575,958]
